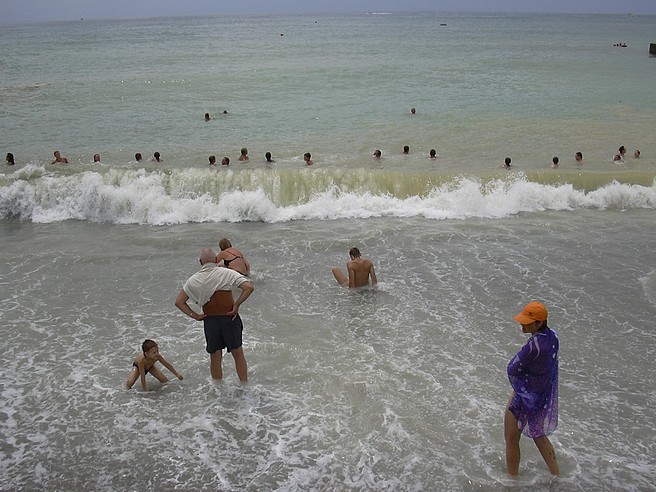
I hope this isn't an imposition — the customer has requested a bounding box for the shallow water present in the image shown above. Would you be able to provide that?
[1,210,656,490]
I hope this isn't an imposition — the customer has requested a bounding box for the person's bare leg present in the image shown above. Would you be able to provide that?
[231,347,248,382]
[534,436,560,476]
[149,366,169,384]
[504,408,522,476]
[126,368,139,389]
[210,351,223,379]
[332,267,348,286]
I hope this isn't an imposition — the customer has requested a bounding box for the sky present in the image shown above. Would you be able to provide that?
[2,0,656,24]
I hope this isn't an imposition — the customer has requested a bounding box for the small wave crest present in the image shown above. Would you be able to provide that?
[640,270,656,307]
[1,168,654,224]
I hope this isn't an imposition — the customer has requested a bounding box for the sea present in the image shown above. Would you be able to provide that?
[1,11,656,492]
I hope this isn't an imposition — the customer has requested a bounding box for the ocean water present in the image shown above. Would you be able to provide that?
[1,11,656,492]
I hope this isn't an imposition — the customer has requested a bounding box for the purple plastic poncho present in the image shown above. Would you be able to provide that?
[507,327,559,438]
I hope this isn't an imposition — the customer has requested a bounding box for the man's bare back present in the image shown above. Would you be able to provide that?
[332,247,377,289]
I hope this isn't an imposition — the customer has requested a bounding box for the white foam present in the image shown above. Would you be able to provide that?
[640,269,656,307]
[1,168,655,225]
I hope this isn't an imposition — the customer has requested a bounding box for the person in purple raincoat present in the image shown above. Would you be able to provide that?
[504,301,560,476]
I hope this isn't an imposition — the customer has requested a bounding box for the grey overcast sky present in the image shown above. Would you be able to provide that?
[2,0,656,24]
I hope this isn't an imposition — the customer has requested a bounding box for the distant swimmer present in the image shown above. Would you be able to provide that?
[410,107,416,115]
[239,147,249,161]
[633,150,641,159]
[93,154,101,163]
[373,149,382,159]
[403,145,410,155]
[152,152,161,162]
[503,157,512,169]
[429,149,438,159]
[574,151,583,164]
[204,112,212,121]
[551,156,559,169]
[208,155,216,166]
[51,150,69,164]
[6,152,15,165]
[332,247,377,289]
[265,152,275,163]
[125,339,183,391]
[304,152,313,166]
[135,153,143,162]
[613,145,626,163]
[221,156,230,166]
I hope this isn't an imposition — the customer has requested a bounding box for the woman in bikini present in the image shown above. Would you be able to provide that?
[215,238,251,276]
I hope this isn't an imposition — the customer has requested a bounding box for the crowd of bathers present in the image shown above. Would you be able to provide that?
[6,144,642,170]
[3,149,316,167]
[3,109,643,170]
[501,146,640,170]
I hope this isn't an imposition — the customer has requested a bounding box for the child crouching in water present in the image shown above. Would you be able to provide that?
[126,339,183,391]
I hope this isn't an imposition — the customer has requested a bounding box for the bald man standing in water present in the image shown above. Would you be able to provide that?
[175,248,254,382]
[332,247,378,288]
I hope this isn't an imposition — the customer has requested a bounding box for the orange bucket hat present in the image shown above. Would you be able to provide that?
[513,301,548,325]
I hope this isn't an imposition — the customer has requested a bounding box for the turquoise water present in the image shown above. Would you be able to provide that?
[1,12,656,492]
[2,12,655,168]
